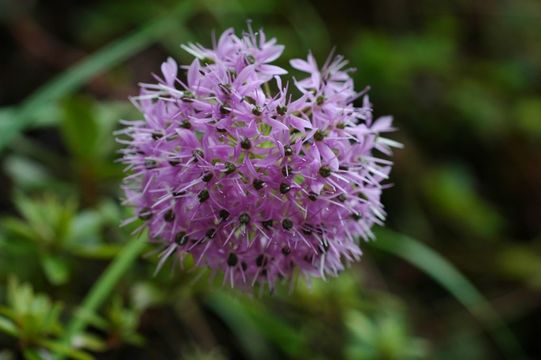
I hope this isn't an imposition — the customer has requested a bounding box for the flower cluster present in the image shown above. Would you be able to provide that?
[118,27,399,291]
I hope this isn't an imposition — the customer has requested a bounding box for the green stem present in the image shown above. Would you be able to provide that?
[57,235,147,359]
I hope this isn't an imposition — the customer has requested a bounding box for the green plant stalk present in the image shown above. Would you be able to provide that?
[0,0,196,152]
[56,235,147,359]
[372,228,525,360]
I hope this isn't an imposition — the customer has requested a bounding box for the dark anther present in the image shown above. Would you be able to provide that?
[316,95,325,106]
[198,190,210,203]
[192,149,204,162]
[219,209,230,221]
[284,144,293,156]
[219,83,232,94]
[253,179,265,190]
[319,238,330,253]
[251,106,262,116]
[336,193,347,203]
[282,218,293,231]
[181,91,195,102]
[168,158,180,166]
[282,165,293,177]
[172,190,186,198]
[336,122,346,129]
[281,246,291,256]
[217,128,227,133]
[138,207,153,221]
[319,166,332,178]
[152,132,163,140]
[241,261,248,271]
[256,254,268,267]
[164,209,175,222]
[227,253,238,266]
[144,159,158,169]
[224,162,236,175]
[175,231,188,246]
[339,165,349,171]
[279,183,291,194]
[180,119,192,129]
[348,137,359,145]
[351,212,362,221]
[239,213,250,225]
[202,172,213,182]
[246,55,256,64]
[308,192,318,201]
[240,138,252,150]
[302,228,312,236]
[206,228,216,239]
[220,105,230,115]
[314,129,326,141]
[262,219,273,229]
[201,57,215,66]
[277,105,287,116]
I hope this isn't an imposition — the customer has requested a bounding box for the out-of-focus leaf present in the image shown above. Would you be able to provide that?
[205,292,274,360]
[3,156,53,190]
[38,339,92,360]
[497,245,541,289]
[372,228,524,359]
[422,165,504,238]
[0,0,196,152]
[513,97,541,139]
[22,349,41,360]
[345,309,428,360]
[0,316,18,337]
[61,96,100,159]
[41,254,70,286]
[449,79,506,137]
[72,333,108,352]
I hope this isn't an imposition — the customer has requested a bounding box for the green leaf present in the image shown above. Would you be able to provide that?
[60,96,99,159]
[39,339,92,360]
[371,228,525,359]
[41,254,70,285]
[57,235,148,360]
[72,333,107,352]
[205,292,273,360]
[0,0,197,153]
[0,316,18,337]
[22,349,42,360]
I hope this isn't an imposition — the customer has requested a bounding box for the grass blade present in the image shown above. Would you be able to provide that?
[371,228,525,359]
[0,0,196,152]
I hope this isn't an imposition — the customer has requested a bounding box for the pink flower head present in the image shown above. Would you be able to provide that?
[118,27,400,291]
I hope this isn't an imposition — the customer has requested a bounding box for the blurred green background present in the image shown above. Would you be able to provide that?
[0,0,540,359]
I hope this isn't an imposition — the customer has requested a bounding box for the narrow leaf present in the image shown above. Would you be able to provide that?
[371,228,525,359]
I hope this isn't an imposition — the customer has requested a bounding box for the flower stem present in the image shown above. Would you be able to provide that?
[56,235,147,359]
